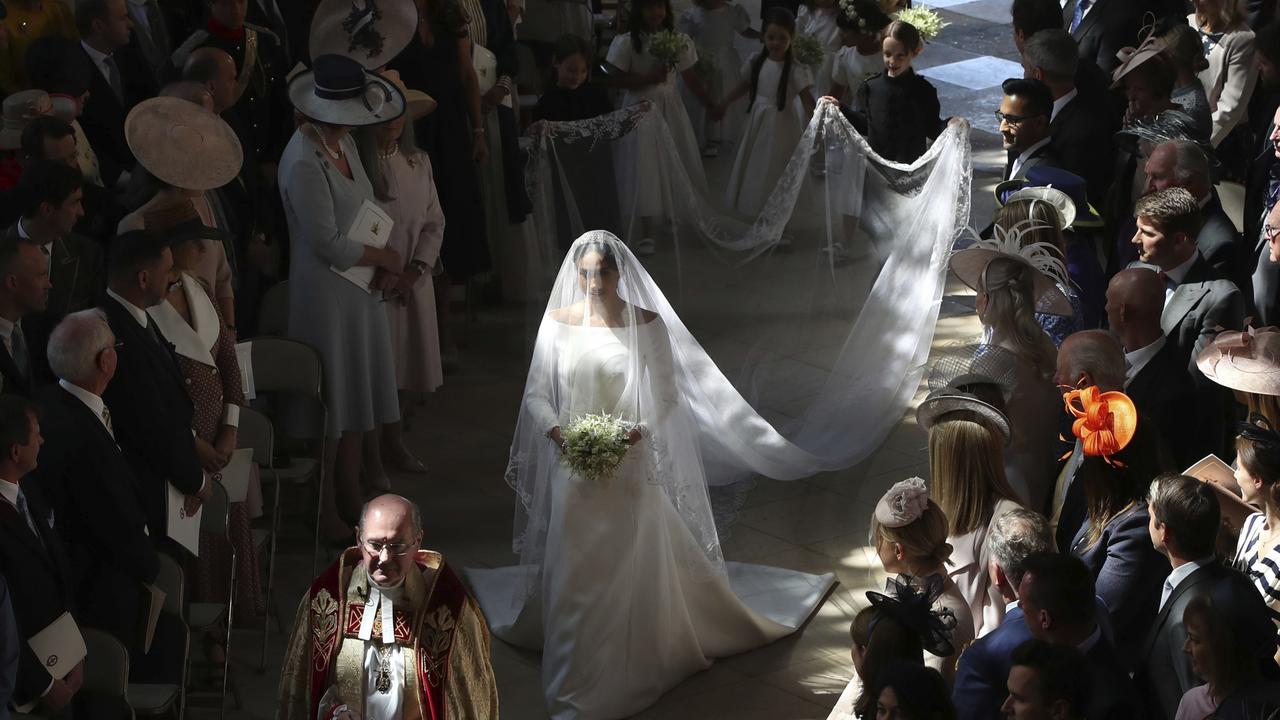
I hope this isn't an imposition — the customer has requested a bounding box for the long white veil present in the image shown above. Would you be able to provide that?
[506,101,972,594]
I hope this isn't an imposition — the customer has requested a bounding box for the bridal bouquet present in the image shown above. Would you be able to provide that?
[791,33,825,68]
[562,413,634,483]
[648,30,689,70]
[894,5,948,42]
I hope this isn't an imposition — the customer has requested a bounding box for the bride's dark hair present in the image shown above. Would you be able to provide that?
[572,239,622,271]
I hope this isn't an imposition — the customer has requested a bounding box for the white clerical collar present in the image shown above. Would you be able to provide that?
[0,479,17,510]
[1051,88,1078,122]
[358,577,406,644]
[58,380,108,427]
[1124,336,1166,385]
[1164,250,1200,286]
[106,289,150,328]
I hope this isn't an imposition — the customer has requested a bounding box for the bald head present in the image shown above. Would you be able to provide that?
[1054,330,1125,391]
[359,493,422,535]
[1106,268,1166,349]
[358,494,423,587]
[183,47,237,113]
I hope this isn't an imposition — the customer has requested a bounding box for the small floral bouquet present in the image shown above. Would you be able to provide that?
[894,5,948,42]
[694,49,719,82]
[561,413,635,483]
[837,0,870,30]
[791,33,825,68]
[648,30,689,70]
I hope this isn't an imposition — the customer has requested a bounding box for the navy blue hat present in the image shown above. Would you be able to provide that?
[995,166,1103,228]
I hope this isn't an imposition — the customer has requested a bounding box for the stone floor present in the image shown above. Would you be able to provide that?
[201,2,1018,718]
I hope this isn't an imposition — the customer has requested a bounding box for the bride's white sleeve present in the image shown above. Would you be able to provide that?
[524,323,561,434]
[644,320,680,426]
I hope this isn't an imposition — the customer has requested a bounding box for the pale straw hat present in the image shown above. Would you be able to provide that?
[125,97,243,190]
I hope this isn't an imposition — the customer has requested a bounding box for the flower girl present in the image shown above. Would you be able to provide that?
[796,0,841,95]
[718,8,816,215]
[678,0,759,157]
[829,0,890,110]
[607,0,718,254]
[856,19,943,163]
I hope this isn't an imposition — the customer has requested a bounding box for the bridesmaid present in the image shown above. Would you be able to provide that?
[355,71,445,473]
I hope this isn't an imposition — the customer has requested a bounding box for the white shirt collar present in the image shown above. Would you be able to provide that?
[0,317,15,346]
[57,380,110,430]
[1051,88,1078,122]
[1161,556,1214,609]
[1011,136,1052,178]
[0,479,17,510]
[1124,336,1167,385]
[80,40,113,76]
[106,289,150,328]
[1006,599,1020,613]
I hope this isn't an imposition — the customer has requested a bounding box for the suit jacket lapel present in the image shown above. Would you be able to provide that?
[1140,564,1215,658]
[1071,0,1105,39]
[0,499,51,561]
[1162,285,1210,336]
[50,238,82,317]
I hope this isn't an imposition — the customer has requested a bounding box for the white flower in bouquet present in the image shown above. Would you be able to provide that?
[561,413,635,483]
[894,5,948,42]
[791,33,825,68]
[837,0,869,30]
[694,49,719,81]
[648,30,689,70]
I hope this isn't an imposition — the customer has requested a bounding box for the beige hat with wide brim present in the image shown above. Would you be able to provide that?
[949,247,1074,316]
[1197,327,1280,396]
[380,68,436,121]
[125,97,243,191]
[0,90,53,150]
[309,0,418,69]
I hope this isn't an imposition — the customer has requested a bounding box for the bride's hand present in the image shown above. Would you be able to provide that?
[628,427,643,446]
[549,426,563,450]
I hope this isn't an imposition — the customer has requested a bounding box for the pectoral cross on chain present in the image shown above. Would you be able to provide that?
[375,644,394,694]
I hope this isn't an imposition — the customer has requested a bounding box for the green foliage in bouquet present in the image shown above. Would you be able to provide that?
[562,413,634,483]
[648,30,689,70]
[791,33,825,68]
[694,49,719,82]
[894,5,948,42]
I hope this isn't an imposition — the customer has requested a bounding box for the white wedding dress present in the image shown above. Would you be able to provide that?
[467,316,834,719]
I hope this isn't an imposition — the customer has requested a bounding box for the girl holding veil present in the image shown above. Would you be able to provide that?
[465,231,836,720]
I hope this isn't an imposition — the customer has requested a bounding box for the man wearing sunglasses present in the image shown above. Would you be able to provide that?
[997,77,1059,183]
[279,493,499,720]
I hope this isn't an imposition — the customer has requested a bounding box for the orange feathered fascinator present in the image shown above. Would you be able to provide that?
[1062,386,1138,464]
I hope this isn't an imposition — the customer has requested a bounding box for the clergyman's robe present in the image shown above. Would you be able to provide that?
[277,548,499,720]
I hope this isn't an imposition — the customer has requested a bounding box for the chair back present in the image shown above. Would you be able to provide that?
[237,406,274,469]
[81,628,130,698]
[155,553,185,616]
[201,481,231,539]
[257,281,289,337]
[249,337,323,399]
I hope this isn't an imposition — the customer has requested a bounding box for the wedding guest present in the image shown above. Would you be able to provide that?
[1017,552,1139,717]
[100,229,208,547]
[34,309,184,684]
[0,573,15,719]
[916,377,1023,636]
[1190,0,1258,158]
[1001,640,1087,719]
[951,508,1054,720]
[0,396,84,716]
[1022,29,1111,205]
[1143,140,1243,283]
[870,477,973,685]
[536,34,614,122]
[76,0,159,187]
[989,195,1083,344]
[0,229,52,398]
[0,92,53,193]
[1136,472,1243,719]
[355,71,443,474]
[947,243,1063,514]
[8,160,103,388]
[1161,23,1215,137]
[1118,52,1180,130]
[1064,387,1169,667]
[0,0,77,95]
[1106,268,1202,467]
[1177,583,1280,718]
[870,662,954,720]
[18,117,78,170]
[24,36,108,193]
[998,78,1058,184]
[181,48,237,116]
[1063,0,1143,75]
[117,98,240,327]
[278,55,404,541]
[1231,415,1280,652]
[143,200,260,663]
[1050,330,1125,551]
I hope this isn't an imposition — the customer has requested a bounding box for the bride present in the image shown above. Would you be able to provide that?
[466,231,836,719]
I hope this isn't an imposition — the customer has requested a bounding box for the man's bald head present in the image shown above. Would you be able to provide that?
[359,493,422,535]
[1054,330,1125,391]
[183,47,238,113]
[1106,268,1166,343]
[358,494,423,587]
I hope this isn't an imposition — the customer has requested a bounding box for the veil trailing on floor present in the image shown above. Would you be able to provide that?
[508,101,971,581]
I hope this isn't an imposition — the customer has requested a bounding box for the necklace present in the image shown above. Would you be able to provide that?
[379,144,399,160]
[308,124,343,160]
[374,644,394,694]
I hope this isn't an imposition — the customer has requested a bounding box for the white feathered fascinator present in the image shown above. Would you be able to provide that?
[950,219,1073,316]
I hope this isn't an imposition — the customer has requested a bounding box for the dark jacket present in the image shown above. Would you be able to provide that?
[536,83,614,123]
[1063,0,1143,74]
[1126,340,1204,468]
[1162,253,1246,377]
[953,604,1032,720]
[77,44,157,187]
[855,68,944,164]
[1003,141,1062,183]
[1198,191,1246,289]
[99,296,202,538]
[1050,91,1113,207]
[1083,634,1143,719]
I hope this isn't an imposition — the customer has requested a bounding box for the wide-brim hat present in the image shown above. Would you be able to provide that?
[995,186,1076,230]
[143,198,231,246]
[309,0,417,69]
[949,247,1073,316]
[380,68,436,121]
[1110,36,1169,89]
[1197,327,1280,396]
[289,54,405,127]
[125,97,243,191]
[0,89,53,150]
[915,373,1012,444]
[995,166,1103,229]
